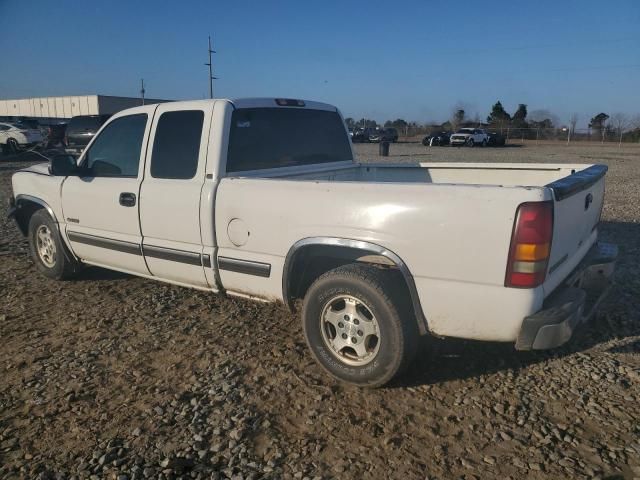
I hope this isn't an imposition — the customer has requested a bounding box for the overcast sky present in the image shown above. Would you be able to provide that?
[1,0,639,126]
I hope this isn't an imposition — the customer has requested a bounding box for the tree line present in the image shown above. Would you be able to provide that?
[345,102,640,142]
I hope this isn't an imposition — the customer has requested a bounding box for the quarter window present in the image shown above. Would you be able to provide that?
[150,110,204,179]
[84,114,147,177]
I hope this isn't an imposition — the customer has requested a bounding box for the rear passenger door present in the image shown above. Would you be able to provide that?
[139,102,213,287]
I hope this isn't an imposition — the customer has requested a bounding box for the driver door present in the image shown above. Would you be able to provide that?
[61,108,155,275]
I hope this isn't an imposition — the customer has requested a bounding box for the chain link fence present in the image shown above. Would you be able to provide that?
[394,126,640,145]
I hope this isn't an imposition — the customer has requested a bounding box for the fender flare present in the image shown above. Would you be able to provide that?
[282,236,428,334]
[15,194,58,223]
[13,194,79,263]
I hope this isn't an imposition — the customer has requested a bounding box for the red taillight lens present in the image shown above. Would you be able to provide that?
[505,201,554,288]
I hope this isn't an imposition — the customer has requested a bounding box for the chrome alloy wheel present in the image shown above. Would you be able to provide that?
[35,225,57,268]
[320,295,380,366]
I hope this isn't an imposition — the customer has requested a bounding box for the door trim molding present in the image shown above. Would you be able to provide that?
[217,256,271,277]
[67,231,142,256]
[143,244,202,266]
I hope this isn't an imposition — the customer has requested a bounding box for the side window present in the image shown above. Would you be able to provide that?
[84,114,147,177]
[150,110,204,179]
[0,125,9,131]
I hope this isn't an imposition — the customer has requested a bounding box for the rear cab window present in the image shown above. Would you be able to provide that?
[227,108,352,172]
[150,110,204,179]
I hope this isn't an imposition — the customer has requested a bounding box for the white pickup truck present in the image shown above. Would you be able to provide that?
[8,97,617,387]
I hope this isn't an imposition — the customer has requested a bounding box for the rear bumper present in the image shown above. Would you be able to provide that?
[515,241,617,350]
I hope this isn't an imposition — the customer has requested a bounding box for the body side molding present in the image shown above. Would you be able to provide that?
[217,256,271,277]
[143,244,202,266]
[67,231,142,256]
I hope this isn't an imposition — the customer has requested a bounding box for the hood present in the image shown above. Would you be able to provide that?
[21,162,51,175]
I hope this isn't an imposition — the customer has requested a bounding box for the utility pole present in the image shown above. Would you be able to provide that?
[140,79,145,105]
[205,35,218,99]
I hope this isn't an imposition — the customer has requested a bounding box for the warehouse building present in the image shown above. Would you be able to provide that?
[0,94,171,122]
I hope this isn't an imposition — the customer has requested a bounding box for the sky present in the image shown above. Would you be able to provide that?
[1,0,639,127]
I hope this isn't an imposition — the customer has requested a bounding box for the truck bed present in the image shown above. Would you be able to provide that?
[251,161,595,189]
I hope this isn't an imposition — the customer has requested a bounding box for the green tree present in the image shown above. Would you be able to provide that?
[487,101,511,129]
[344,117,356,129]
[512,104,527,124]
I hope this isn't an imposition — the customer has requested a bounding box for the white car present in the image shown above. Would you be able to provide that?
[8,98,617,387]
[450,128,489,147]
[0,122,44,153]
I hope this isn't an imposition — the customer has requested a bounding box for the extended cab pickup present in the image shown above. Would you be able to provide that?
[8,98,617,387]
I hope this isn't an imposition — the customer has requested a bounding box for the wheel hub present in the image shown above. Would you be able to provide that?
[35,225,57,268]
[320,295,380,366]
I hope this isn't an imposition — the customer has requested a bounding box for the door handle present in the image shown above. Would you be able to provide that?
[119,192,136,207]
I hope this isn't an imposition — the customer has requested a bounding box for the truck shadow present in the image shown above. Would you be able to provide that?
[75,266,131,281]
[395,220,640,388]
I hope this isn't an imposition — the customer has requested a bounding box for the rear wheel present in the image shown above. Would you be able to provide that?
[28,210,80,280]
[482,139,487,147]
[302,264,418,387]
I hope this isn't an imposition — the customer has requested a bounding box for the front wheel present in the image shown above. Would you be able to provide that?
[482,139,487,147]
[302,264,418,387]
[6,138,19,154]
[28,210,80,280]
[466,138,475,147]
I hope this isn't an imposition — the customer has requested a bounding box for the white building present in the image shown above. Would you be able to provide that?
[0,94,171,120]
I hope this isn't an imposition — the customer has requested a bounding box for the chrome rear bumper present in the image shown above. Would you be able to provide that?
[515,242,617,351]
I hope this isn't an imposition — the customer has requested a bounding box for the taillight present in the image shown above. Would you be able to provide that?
[505,201,553,288]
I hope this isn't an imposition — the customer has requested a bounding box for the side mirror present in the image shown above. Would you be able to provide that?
[49,154,78,176]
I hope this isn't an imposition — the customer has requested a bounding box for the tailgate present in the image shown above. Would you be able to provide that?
[544,164,607,295]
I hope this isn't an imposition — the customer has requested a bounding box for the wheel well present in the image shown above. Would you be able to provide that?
[284,243,428,334]
[13,200,44,236]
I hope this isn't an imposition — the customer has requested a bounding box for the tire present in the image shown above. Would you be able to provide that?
[28,209,80,280]
[482,139,487,147]
[467,138,475,147]
[6,138,19,154]
[302,264,418,387]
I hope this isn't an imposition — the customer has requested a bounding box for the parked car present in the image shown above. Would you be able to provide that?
[351,127,376,143]
[487,132,506,147]
[450,128,489,147]
[369,128,398,143]
[46,123,67,149]
[422,131,451,146]
[0,122,44,154]
[8,97,617,387]
[65,114,111,155]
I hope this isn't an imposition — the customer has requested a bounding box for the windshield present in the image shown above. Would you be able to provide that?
[227,108,352,172]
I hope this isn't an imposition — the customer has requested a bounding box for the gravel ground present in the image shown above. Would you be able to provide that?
[1,143,639,480]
